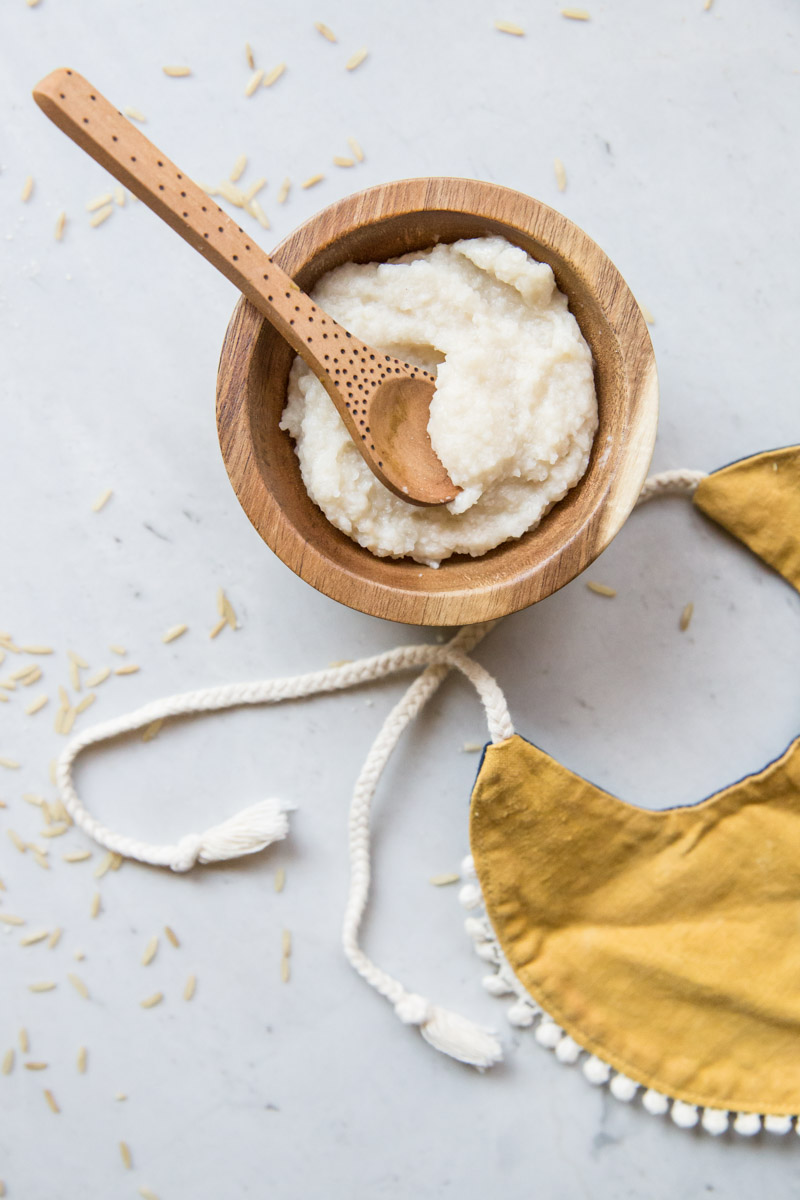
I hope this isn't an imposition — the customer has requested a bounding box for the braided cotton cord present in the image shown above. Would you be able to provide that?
[54,469,699,1067]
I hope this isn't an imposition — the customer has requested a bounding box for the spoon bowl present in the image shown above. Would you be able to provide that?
[217,177,659,625]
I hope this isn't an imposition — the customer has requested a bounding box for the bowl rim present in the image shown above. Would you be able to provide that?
[216,175,658,626]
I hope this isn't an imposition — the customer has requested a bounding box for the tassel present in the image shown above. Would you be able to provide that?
[394,993,503,1069]
[170,798,291,872]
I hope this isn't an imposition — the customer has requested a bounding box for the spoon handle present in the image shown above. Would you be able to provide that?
[33,69,355,377]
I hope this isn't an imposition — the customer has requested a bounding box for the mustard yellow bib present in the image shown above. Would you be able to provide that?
[468,447,800,1134]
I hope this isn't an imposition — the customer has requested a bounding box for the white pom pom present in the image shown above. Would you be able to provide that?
[460,854,477,880]
[555,1035,582,1065]
[534,1018,563,1048]
[733,1112,762,1137]
[464,917,490,942]
[701,1109,729,1136]
[764,1114,793,1135]
[475,940,499,963]
[642,1089,670,1116]
[609,1073,639,1103]
[458,883,482,910]
[508,1000,536,1028]
[671,1100,699,1129]
[583,1055,611,1085]
[483,973,513,997]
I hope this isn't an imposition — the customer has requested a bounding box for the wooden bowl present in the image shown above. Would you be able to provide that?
[216,177,658,626]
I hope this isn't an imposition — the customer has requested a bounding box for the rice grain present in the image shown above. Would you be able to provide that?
[89,205,114,228]
[19,1029,29,1053]
[141,992,164,1009]
[25,1061,48,1070]
[86,193,113,212]
[0,759,21,771]
[92,487,113,511]
[55,211,67,240]
[209,617,227,639]
[94,851,116,879]
[2,1050,13,1075]
[429,873,460,885]
[141,936,159,966]
[21,176,34,203]
[77,1045,87,1073]
[462,742,482,752]
[183,974,196,1001]
[86,667,111,687]
[245,69,264,96]
[76,693,96,714]
[164,925,180,948]
[25,695,49,715]
[142,719,163,742]
[162,624,188,644]
[494,20,525,35]
[63,850,92,863]
[40,823,69,838]
[639,302,655,325]
[115,664,140,676]
[263,63,286,87]
[48,927,62,949]
[246,199,270,229]
[230,155,248,182]
[29,982,57,992]
[115,187,126,206]
[554,158,567,191]
[90,892,101,919]
[43,1089,60,1113]
[679,602,695,632]
[124,106,147,122]
[163,66,192,77]
[68,973,90,1000]
[345,47,368,70]
[121,1141,133,1169]
[561,7,591,17]
[315,21,337,41]
[245,43,255,69]
[302,173,324,189]
[347,136,365,162]
[586,581,617,597]
[20,930,50,947]
[274,867,286,893]
[277,177,291,204]
[0,913,25,925]
[8,830,26,851]
[333,155,355,167]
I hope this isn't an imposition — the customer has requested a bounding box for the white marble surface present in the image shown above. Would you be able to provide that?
[1,0,799,1196]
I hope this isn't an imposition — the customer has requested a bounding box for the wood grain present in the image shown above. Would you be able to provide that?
[217,178,658,626]
[33,69,456,506]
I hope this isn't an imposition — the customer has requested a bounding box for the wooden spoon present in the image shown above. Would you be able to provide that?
[33,68,458,507]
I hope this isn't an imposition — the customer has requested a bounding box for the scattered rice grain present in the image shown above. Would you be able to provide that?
[263,63,286,87]
[2,1049,13,1075]
[22,644,54,655]
[25,1061,48,1070]
[162,623,188,644]
[23,792,45,807]
[430,873,461,886]
[68,973,90,1000]
[21,175,34,203]
[183,974,196,1001]
[209,617,227,639]
[94,851,115,879]
[242,177,266,203]
[115,186,126,206]
[216,179,247,206]
[33,850,50,871]
[40,823,69,838]
[245,69,264,96]
[561,7,591,17]
[139,1188,160,1200]
[115,664,140,676]
[639,302,655,325]
[60,707,77,736]
[48,927,62,949]
[86,192,113,212]
[86,667,111,687]
[164,925,180,948]
[302,173,324,189]
[76,693,96,715]
[163,65,192,77]
[462,741,482,752]
[333,155,355,167]
[246,199,271,229]
[121,1141,133,1170]
[19,1029,29,1053]
[8,830,26,852]
[679,602,695,632]
[347,136,364,162]
[110,644,127,656]
[0,758,21,771]
[0,913,25,926]
[124,106,147,122]
[230,155,248,183]
[77,1045,87,1073]
[141,936,159,966]
[704,0,713,8]
[141,991,163,1009]
[90,892,101,919]
[554,158,567,192]
[217,588,238,629]
[142,719,163,742]
[43,1088,60,1113]
[345,47,368,70]
[315,21,337,41]
[281,930,292,956]
[63,849,92,863]
[55,211,68,240]
[89,205,114,228]
[494,20,525,35]
[92,488,113,512]
[20,930,50,947]
[277,177,291,204]
[245,43,255,69]
[29,981,57,993]
[25,695,49,715]
[586,581,617,597]
[274,867,286,893]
